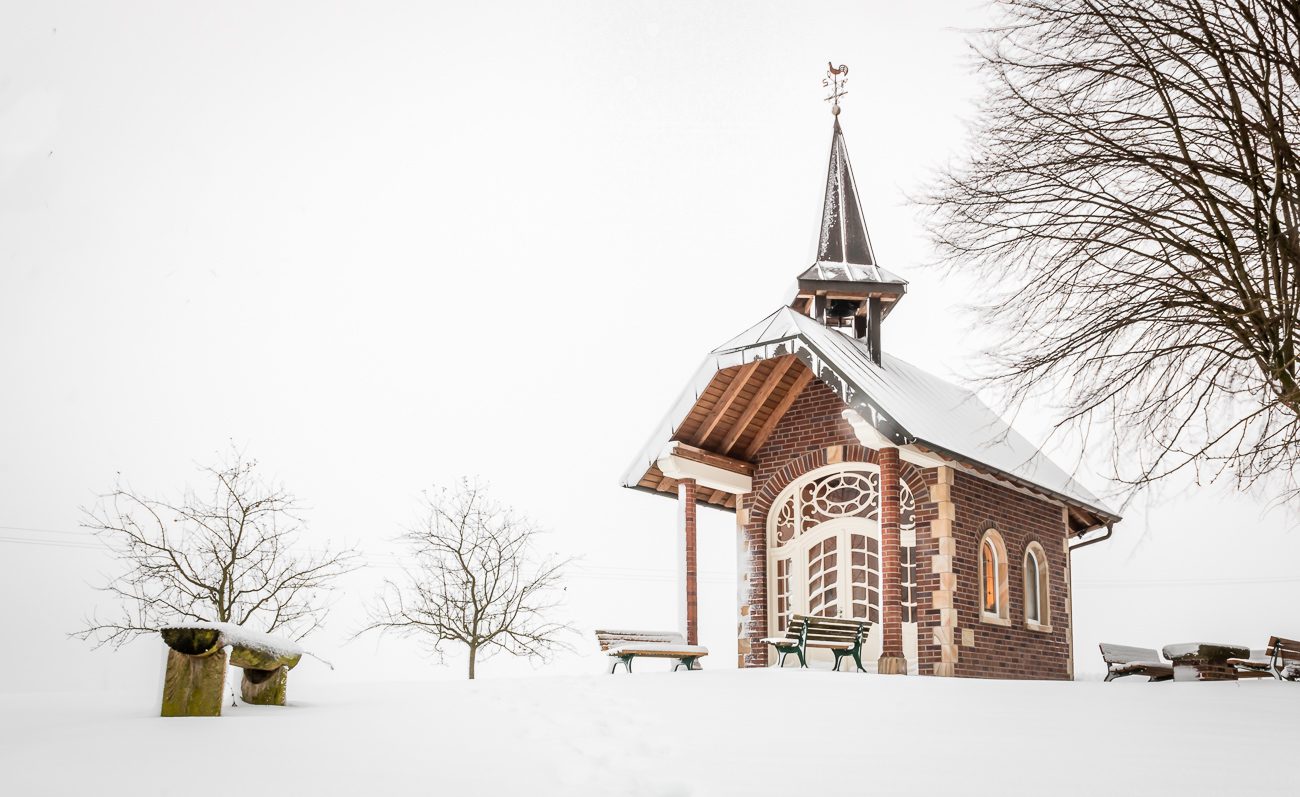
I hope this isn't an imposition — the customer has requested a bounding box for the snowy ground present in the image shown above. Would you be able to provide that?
[3,669,1296,796]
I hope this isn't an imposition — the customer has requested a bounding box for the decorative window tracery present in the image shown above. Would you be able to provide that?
[771,469,881,546]
[769,466,922,626]
[899,480,917,623]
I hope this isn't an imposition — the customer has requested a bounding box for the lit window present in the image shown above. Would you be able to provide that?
[979,529,1008,622]
[981,539,999,613]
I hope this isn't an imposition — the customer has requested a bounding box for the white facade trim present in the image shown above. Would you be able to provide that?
[655,451,752,495]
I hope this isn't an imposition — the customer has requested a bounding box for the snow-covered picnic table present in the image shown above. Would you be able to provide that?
[1161,642,1250,682]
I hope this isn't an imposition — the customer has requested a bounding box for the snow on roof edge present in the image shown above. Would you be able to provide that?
[623,307,1119,523]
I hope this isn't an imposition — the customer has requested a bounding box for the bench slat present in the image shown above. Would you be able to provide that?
[1099,643,1161,665]
[594,629,685,652]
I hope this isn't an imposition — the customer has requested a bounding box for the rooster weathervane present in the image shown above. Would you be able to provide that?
[823,62,849,115]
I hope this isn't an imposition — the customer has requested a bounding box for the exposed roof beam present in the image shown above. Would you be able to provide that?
[743,368,814,459]
[693,360,760,446]
[719,357,796,456]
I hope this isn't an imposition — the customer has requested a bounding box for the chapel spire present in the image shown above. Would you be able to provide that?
[792,63,908,366]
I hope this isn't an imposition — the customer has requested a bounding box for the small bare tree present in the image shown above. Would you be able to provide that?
[75,449,357,648]
[926,0,1300,498]
[358,479,573,679]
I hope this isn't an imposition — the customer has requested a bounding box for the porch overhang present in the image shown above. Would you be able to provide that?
[622,307,1120,537]
[655,442,753,495]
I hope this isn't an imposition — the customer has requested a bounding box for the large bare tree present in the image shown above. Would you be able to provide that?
[358,480,573,679]
[927,0,1300,495]
[75,449,357,648]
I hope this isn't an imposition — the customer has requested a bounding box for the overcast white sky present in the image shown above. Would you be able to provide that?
[3,1,1297,692]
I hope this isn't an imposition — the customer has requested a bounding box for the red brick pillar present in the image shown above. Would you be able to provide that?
[678,479,699,646]
[878,447,907,674]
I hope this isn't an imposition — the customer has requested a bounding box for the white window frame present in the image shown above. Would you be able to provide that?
[1023,541,1051,632]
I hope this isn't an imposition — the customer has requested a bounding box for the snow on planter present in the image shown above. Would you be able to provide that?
[159,622,305,716]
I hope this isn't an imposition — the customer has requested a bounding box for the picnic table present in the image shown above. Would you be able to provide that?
[1161,642,1250,682]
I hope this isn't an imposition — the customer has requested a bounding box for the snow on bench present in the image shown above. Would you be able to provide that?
[159,622,304,716]
[1227,636,1300,681]
[1099,643,1173,682]
[594,629,708,673]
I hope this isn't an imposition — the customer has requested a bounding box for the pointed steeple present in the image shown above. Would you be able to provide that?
[792,64,907,367]
[818,117,876,266]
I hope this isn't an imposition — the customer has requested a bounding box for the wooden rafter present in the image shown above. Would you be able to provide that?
[718,356,796,455]
[743,368,814,459]
[669,442,755,476]
[693,360,760,446]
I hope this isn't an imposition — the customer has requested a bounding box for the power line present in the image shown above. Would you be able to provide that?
[5,522,1292,589]
[0,524,96,538]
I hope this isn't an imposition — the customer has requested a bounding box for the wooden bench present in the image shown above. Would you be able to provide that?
[762,614,872,672]
[1228,636,1300,681]
[594,629,708,673]
[1099,643,1174,682]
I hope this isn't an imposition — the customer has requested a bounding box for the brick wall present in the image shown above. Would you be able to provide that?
[735,377,1073,680]
[947,470,1072,680]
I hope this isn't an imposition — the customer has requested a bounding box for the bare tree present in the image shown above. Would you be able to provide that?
[358,479,573,679]
[74,449,358,648]
[926,0,1300,497]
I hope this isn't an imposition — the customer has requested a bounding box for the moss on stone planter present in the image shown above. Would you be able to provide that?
[160,646,228,717]
[240,665,289,705]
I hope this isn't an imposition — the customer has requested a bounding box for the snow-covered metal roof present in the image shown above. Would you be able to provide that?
[623,306,1118,522]
[818,118,879,267]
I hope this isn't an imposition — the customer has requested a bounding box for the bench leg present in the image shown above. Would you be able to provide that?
[797,648,808,669]
[832,652,844,672]
[852,650,865,673]
[674,656,700,672]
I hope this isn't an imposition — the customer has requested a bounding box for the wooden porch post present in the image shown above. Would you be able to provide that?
[878,447,907,674]
[678,478,699,646]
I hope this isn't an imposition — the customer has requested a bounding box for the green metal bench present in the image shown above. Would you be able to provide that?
[762,614,872,672]
[594,629,708,673]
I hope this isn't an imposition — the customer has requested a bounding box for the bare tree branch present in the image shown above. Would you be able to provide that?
[72,446,359,648]
[356,478,575,679]
[923,0,1300,499]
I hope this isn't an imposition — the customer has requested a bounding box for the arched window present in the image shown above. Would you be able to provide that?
[979,529,1009,623]
[1024,542,1050,629]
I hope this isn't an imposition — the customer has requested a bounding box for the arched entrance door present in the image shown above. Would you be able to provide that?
[767,464,884,668]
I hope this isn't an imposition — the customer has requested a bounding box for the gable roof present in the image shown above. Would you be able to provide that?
[623,306,1119,526]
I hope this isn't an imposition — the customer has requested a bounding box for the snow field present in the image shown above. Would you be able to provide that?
[2,669,1295,796]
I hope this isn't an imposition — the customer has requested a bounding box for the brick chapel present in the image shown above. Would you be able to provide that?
[621,70,1121,680]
